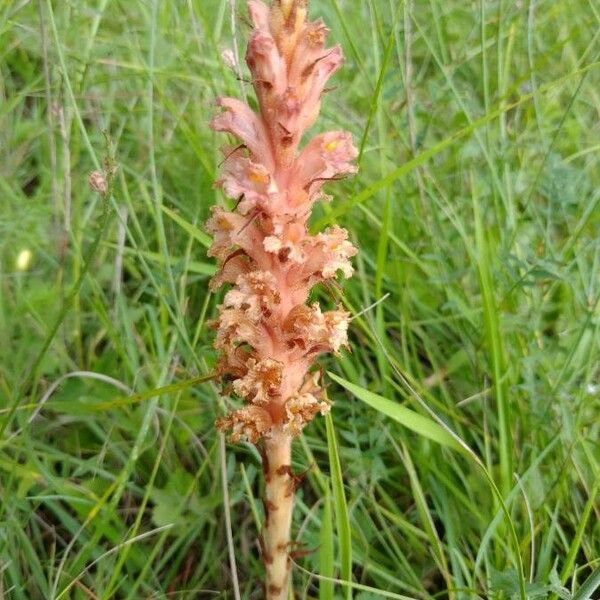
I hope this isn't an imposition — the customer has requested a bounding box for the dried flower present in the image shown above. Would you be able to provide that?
[207,1,356,597]
[88,170,108,196]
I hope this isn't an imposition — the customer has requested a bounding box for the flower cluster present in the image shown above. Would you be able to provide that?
[208,0,357,444]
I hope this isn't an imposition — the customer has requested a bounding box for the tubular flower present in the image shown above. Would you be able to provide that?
[207,1,356,597]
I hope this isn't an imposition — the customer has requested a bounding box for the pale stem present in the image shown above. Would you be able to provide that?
[263,430,294,600]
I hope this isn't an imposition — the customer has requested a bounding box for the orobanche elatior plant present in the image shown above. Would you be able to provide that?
[206,0,357,596]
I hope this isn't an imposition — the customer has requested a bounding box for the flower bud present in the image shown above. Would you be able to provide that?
[88,170,108,196]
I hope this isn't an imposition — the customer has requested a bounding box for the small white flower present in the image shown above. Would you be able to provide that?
[221,48,238,71]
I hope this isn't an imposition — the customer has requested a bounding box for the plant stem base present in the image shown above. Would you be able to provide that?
[263,431,294,600]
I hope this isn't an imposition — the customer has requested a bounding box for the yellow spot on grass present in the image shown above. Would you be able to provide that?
[15,249,32,271]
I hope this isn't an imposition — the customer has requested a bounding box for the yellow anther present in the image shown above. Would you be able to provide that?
[249,170,269,184]
[218,216,234,230]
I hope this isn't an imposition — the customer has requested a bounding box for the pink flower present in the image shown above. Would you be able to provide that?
[208,0,357,444]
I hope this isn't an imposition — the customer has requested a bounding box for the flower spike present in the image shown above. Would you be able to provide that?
[207,1,356,597]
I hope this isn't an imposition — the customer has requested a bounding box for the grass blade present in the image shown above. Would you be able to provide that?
[325,413,352,600]
[573,566,600,600]
[329,372,463,452]
[560,479,600,587]
[471,176,512,497]
[319,485,334,600]
[161,204,211,248]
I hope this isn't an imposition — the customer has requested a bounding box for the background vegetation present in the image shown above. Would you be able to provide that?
[1,0,598,598]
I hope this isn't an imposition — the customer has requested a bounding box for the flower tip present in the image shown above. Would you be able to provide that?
[326,44,344,72]
[270,0,308,50]
[247,0,270,29]
[275,0,307,18]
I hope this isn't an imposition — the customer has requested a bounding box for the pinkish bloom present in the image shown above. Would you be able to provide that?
[209,1,357,444]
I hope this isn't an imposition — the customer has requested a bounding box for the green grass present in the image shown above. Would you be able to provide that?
[1,0,599,598]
